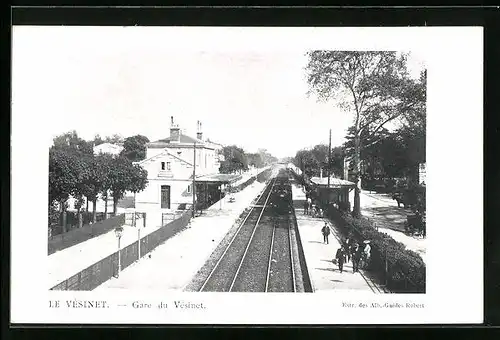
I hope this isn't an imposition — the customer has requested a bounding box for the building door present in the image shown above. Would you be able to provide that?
[161,185,171,209]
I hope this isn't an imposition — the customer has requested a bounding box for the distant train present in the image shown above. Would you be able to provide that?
[268,169,293,215]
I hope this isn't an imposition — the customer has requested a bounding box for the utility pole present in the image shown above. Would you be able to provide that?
[327,129,331,189]
[192,141,196,218]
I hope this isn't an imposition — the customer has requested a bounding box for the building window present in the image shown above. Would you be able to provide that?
[187,184,191,193]
[166,162,171,171]
[161,185,171,209]
[161,162,165,170]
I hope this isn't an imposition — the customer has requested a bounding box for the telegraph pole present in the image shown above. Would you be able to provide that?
[327,129,331,188]
[192,141,196,218]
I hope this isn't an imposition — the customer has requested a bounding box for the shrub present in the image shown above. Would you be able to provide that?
[326,206,426,293]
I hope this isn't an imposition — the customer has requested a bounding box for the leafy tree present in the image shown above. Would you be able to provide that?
[258,148,278,166]
[330,146,345,178]
[83,153,114,221]
[306,51,425,217]
[108,156,148,214]
[219,145,248,174]
[104,134,124,144]
[49,148,81,209]
[121,135,150,162]
[93,134,105,146]
[246,153,264,168]
[294,149,319,178]
[53,130,93,155]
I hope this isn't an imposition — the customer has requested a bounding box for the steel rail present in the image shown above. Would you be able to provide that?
[288,216,297,293]
[228,177,277,292]
[264,218,276,292]
[198,182,272,292]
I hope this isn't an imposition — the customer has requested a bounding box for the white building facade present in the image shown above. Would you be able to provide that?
[135,118,224,227]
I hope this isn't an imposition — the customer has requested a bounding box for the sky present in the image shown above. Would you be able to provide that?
[12,26,425,159]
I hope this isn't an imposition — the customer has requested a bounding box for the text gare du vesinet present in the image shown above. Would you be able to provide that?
[48,300,206,310]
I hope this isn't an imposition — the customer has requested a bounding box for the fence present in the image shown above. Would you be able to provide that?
[48,214,125,255]
[162,211,185,227]
[51,209,193,291]
[49,212,116,237]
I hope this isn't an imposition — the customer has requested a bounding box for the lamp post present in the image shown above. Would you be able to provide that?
[114,226,123,277]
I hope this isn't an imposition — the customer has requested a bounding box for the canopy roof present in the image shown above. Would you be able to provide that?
[194,173,242,184]
[310,176,356,188]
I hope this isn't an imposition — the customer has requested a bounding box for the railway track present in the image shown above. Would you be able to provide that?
[199,170,299,292]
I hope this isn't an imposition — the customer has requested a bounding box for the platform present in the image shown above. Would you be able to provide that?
[292,184,388,293]
[95,182,267,291]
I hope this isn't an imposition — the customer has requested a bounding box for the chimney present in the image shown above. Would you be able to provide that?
[196,121,203,141]
[170,116,180,142]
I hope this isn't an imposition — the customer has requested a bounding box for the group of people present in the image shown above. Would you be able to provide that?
[303,193,323,218]
[321,222,371,274]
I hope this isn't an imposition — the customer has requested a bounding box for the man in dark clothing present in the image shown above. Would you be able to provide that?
[335,247,345,273]
[352,243,362,273]
[304,200,309,215]
[321,223,330,244]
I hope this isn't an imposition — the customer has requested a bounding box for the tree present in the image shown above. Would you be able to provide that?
[258,148,278,166]
[82,153,113,222]
[121,135,150,162]
[294,149,319,178]
[306,51,425,217]
[330,146,345,178]
[246,153,264,168]
[108,155,148,214]
[104,134,124,144]
[49,148,81,209]
[53,130,93,155]
[49,148,84,232]
[93,134,105,146]
[219,145,248,174]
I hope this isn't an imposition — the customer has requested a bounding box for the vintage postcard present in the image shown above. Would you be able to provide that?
[11,26,483,324]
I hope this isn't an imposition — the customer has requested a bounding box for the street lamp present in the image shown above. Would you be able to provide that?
[114,226,124,277]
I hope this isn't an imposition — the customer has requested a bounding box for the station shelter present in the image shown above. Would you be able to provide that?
[309,176,356,209]
[190,173,242,210]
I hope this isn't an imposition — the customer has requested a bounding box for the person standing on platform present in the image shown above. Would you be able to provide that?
[352,243,362,273]
[363,240,372,268]
[321,222,330,244]
[335,246,346,273]
[304,200,309,215]
[344,237,352,263]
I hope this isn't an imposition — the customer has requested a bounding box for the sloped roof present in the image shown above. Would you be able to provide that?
[310,176,356,188]
[154,134,203,144]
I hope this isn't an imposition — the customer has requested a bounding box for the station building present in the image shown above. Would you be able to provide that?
[135,117,240,227]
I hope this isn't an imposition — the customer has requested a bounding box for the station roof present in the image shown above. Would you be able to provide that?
[194,173,242,184]
[310,176,356,188]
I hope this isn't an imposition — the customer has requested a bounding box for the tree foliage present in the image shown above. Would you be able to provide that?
[246,153,264,168]
[293,145,345,179]
[49,131,149,224]
[306,51,426,217]
[48,148,82,209]
[219,145,248,174]
[53,130,94,155]
[121,134,150,161]
[108,155,148,214]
